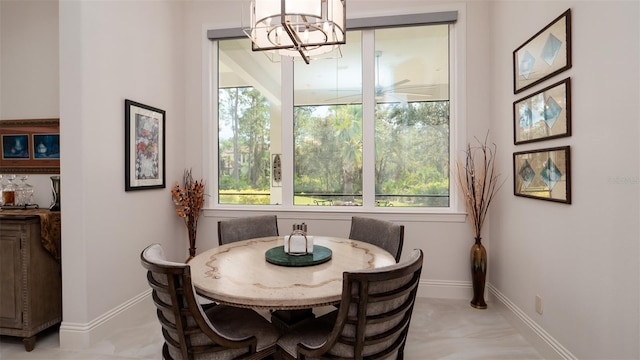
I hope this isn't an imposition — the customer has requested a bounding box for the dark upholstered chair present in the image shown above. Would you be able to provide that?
[218,215,279,246]
[276,249,423,360]
[140,244,279,360]
[349,216,404,263]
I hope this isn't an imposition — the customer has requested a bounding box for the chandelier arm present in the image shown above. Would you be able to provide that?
[282,22,311,64]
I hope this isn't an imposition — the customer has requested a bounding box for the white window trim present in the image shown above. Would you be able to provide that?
[202,8,467,220]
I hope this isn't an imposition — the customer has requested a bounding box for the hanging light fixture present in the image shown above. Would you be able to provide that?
[243,0,346,64]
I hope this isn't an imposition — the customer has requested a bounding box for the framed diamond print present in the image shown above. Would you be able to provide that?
[513,9,571,94]
[514,78,571,144]
[513,146,571,204]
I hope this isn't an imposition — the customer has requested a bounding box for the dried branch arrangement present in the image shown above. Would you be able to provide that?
[456,134,505,239]
[171,169,205,258]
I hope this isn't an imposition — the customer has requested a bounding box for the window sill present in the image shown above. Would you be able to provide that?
[203,206,467,223]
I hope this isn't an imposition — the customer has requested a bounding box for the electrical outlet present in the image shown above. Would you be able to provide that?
[535,295,543,315]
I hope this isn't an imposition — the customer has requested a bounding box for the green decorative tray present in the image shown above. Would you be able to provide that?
[265,245,332,267]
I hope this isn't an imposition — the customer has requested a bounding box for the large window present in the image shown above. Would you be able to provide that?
[373,26,450,207]
[214,14,454,210]
[293,31,363,206]
[218,38,282,205]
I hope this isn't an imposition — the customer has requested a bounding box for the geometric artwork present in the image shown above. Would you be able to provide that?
[543,96,562,128]
[519,50,536,80]
[517,159,536,188]
[514,9,571,94]
[514,78,571,144]
[540,158,562,189]
[513,146,571,204]
[541,33,562,66]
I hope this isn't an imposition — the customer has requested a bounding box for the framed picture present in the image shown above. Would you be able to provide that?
[0,118,60,174]
[514,77,571,144]
[513,9,571,94]
[513,146,571,204]
[125,99,165,191]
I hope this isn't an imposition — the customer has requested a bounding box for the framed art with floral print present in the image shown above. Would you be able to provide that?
[0,118,60,174]
[513,9,571,94]
[513,146,570,204]
[514,77,571,144]
[125,99,165,191]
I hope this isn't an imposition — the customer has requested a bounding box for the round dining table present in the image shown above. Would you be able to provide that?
[189,236,397,310]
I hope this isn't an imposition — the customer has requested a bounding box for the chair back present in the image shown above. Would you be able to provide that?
[218,215,279,246]
[140,244,258,360]
[349,216,404,262]
[299,249,423,360]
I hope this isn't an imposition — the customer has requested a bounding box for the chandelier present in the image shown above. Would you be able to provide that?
[243,0,346,64]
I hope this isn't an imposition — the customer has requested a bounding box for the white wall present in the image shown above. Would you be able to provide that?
[1,0,58,118]
[0,0,59,206]
[489,2,639,359]
[57,0,187,348]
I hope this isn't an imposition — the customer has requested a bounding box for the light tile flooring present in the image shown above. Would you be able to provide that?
[0,298,543,359]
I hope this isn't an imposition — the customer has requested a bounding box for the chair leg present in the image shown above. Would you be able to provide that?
[162,343,173,360]
[274,347,294,360]
[397,343,406,359]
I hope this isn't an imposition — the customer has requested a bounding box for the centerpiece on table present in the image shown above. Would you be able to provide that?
[456,134,504,309]
[171,169,205,262]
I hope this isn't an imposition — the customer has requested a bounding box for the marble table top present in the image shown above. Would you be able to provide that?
[189,236,396,310]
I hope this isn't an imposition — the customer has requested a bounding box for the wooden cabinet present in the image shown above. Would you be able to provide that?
[0,214,62,351]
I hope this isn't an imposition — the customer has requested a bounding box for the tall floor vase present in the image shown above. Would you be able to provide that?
[186,221,197,263]
[470,237,487,309]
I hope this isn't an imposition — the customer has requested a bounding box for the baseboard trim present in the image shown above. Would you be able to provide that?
[417,279,473,299]
[59,289,152,349]
[488,284,577,360]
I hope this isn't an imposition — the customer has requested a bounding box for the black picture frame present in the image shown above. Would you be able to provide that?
[513,9,572,94]
[124,99,165,191]
[513,146,571,204]
[514,77,571,145]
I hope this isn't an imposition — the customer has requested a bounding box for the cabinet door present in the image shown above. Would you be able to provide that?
[0,224,23,329]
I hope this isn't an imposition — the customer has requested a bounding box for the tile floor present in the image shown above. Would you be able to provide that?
[0,298,543,359]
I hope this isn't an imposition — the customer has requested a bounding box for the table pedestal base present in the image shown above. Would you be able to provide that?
[271,309,315,332]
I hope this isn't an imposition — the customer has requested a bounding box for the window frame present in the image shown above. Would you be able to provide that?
[205,11,466,217]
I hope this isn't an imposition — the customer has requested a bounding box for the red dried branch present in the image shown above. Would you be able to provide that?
[171,169,206,250]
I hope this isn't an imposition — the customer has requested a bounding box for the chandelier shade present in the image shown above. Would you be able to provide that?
[243,0,346,64]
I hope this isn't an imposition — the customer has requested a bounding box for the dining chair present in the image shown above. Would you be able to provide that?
[140,243,279,360]
[349,216,405,263]
[218,215,279,246]
[276,248,423,360]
